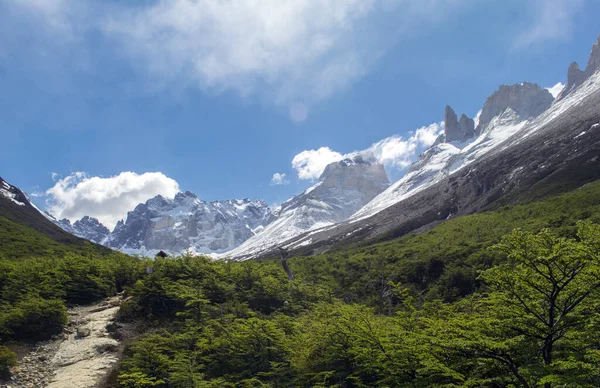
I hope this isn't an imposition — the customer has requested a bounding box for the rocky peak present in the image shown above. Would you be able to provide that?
[586,33,600,75]
[275,157,390,223]
[459,114,475,138]
[103,190,272,254]
[444,106,475,142]
[72,216,110,244]
[318,158,389,191]
[476,82,553,132]
[557,35,600,101]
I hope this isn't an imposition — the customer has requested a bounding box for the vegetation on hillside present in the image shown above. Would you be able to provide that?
[0,215,143,375]
[113,181,600,387]
[2,181,600,385]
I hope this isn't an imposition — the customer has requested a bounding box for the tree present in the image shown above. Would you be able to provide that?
[441,222,600,387]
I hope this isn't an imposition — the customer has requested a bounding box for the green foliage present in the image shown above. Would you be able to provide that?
[0,346,16,379]
[0,215,111,260]
[115,182,600,387]
[0,232,144,346]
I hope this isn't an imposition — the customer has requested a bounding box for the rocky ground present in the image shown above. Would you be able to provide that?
[2,296,129,388]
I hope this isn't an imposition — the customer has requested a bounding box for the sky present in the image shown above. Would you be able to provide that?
[1,0,599,229]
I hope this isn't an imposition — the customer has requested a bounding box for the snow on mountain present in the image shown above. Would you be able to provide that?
[557,34,600,100]
[103,191,271,255]
[47,216,111,244]
[223,157,390,260]
[0,178,29,206]
[351,83,554,221]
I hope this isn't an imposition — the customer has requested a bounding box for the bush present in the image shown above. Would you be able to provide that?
[0,296,67,341]
[0,345,16,379]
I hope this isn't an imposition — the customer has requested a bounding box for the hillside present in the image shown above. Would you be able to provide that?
[110,180,600,387]
[0,176,111,259]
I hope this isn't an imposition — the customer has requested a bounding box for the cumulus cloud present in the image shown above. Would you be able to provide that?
[546,82,565,98]
[292,147,344,180]
[45,171,180,229]
[270,173,290,186]
[514,0,584,49]
[292,122,443,180]
[361,123,443,168]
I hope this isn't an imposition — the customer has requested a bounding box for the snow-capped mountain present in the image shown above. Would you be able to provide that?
[102,192,271,255]
[0,176,94,246]
[49,216,110,244]
[229,34,600,260]
[352,82,554,220]
[223,157,390,260]
[0,177,29,207]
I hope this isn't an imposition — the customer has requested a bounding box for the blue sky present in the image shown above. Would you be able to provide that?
[1,0,599,229]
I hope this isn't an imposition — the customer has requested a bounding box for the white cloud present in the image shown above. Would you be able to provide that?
[102,0,379,106]
[292,122,443,179]
[292,147,344,180]
[3,0,490,117]
[98,0,474,109]
[546,82,565,98]
[514,0,584,49]
[270,173,290,186]
[45,171,180,229]
[361,122,443,168]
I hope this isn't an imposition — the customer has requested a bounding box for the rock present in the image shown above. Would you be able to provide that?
[95,343,118,354]
[445,106,475,142]
[444,106,461,142]
[459,114,475,138]
[105,322,121,334]
[75,328,91,339]
[557,62,587,101]
[586,33,600,76]
[101,191,273,255]
[476,82,553,133]
[50,216,109,245]
[557,34,600,101]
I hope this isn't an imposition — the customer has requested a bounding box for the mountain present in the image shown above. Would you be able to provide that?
[223,157,390,260]
[49,216,110,244]
[557,34,600,100]
[0,176,110,256]
[232,35,600,260]
[102,192,271,255]
[352,82,554,221]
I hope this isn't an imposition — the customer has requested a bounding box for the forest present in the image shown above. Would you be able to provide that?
[2,181,600,387]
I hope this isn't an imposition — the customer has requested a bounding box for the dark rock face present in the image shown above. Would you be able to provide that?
[444,106,475,142]
[557,34,600,101]
[476,82,554,133]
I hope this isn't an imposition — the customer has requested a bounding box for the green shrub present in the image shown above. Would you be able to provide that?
[0,345,16,379]
[0,296,67,341]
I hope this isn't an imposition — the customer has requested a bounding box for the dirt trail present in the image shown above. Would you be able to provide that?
[5,296,128,388]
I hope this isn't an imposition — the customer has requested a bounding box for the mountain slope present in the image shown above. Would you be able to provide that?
[223,158,390,260]
[0,177,110,258]
[240,35,600,260]
[352,82,554,221]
